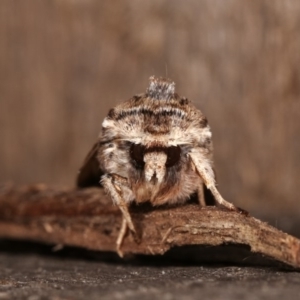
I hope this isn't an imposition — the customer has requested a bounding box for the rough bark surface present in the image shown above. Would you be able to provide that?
[0,184,299,269]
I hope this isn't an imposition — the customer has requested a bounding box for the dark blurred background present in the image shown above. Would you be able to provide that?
[1,1,299,218]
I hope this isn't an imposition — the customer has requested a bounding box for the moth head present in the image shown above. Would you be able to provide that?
[129,143,182,183]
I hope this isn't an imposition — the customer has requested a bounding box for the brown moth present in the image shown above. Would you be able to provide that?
[77,76,237,256]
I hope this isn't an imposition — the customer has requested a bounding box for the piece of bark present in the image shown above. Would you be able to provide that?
[0,184,299,268]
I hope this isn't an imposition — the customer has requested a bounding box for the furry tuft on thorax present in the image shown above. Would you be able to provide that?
[146,76,176,100]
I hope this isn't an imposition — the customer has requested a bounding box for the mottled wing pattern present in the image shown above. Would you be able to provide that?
[76,142,103,188]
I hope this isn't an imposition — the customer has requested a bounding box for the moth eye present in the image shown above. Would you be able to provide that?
[166,146,181,168]
[130,143,145,169]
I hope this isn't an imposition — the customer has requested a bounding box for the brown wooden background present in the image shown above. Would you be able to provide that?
[1,0,300,217]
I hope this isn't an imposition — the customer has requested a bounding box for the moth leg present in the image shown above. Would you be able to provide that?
[116,216,128,257]
[191,158,206,206]
[101,173,136,256]
[197,184,206,207]
[189,152,237,211]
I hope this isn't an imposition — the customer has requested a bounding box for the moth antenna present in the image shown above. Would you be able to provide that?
[165,63,168,78]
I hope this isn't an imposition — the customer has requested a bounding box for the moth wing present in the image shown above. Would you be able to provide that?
[76,142,104,188]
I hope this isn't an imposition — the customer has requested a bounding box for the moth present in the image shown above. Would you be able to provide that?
[77,76,237,256]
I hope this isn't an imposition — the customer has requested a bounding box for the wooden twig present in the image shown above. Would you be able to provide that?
[0,184,300,268]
